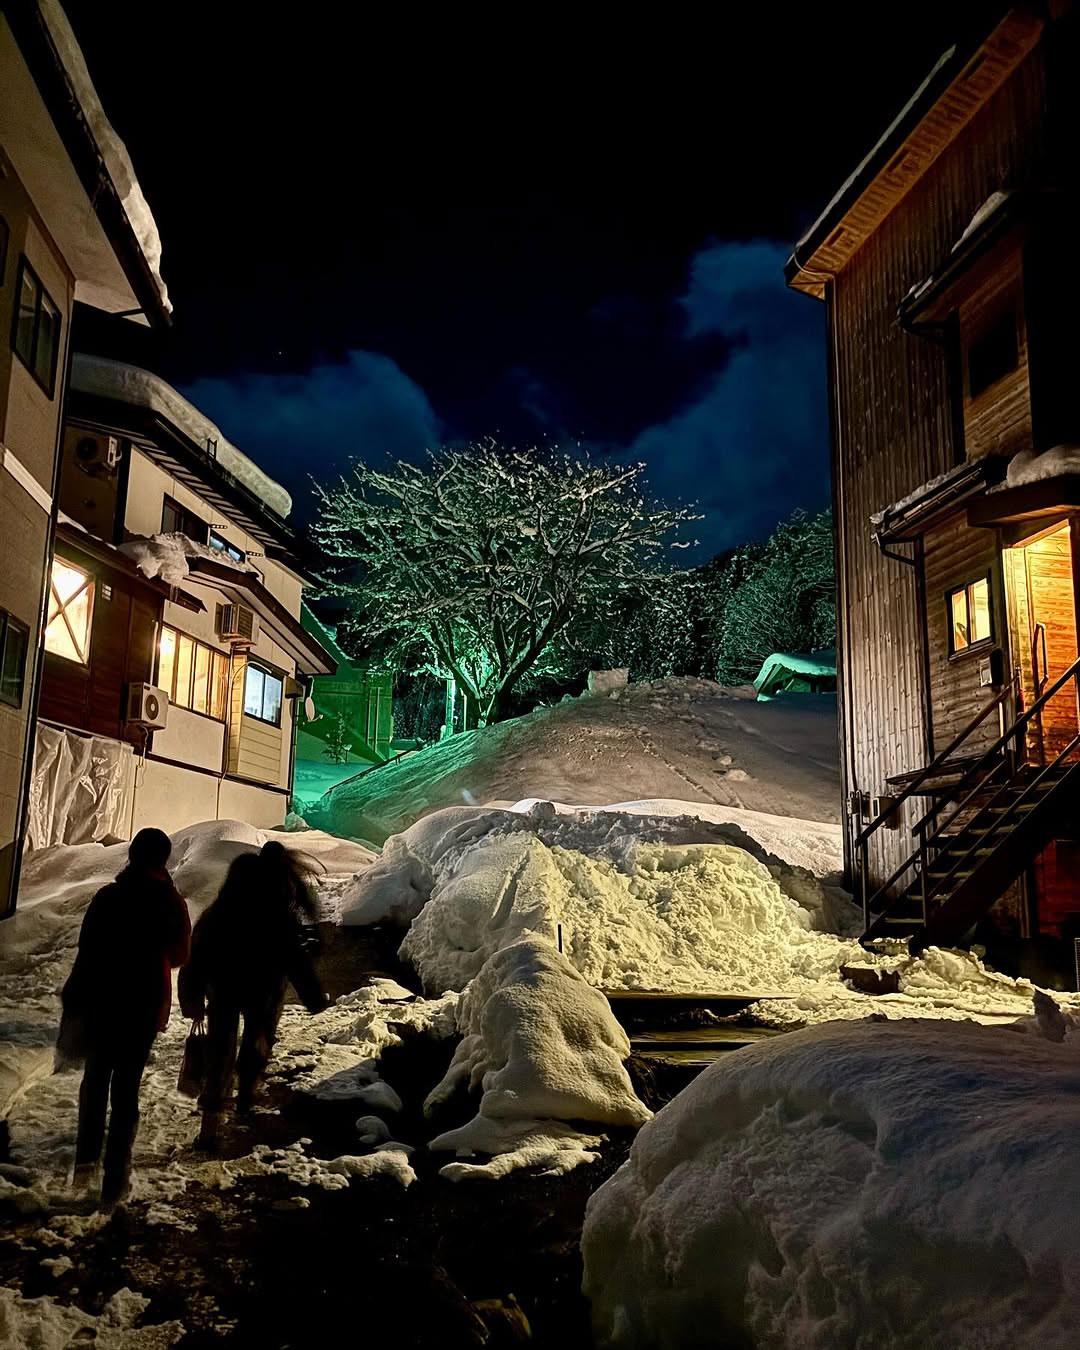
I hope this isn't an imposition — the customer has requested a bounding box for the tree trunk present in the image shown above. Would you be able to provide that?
[485,685,517,724]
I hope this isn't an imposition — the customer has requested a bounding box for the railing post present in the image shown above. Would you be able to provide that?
[859,838,869,932]
[919,830,929,923]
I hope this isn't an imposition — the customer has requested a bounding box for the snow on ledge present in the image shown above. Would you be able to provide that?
[119,532,257,587]
[994,444,1080,490]
[72,355,293,519]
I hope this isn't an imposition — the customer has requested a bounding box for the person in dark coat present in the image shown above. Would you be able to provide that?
[179,840,326,1149]
[58,827,190,1209]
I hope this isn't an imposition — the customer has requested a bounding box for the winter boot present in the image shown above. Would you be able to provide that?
[194,1109,223,1153]
[72,1160,98,1194]
[99,1163,131,1212]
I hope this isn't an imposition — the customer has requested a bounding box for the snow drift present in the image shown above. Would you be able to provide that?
[307,678,841,844]
[582,1016,1080,1350]
[425,937,650,1180]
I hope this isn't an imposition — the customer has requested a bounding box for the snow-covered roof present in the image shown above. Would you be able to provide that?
[37,0,169,315]
[754,650,837,698]
[72,355,292,519]
[992,445,1080,491]
[871,459,998,538]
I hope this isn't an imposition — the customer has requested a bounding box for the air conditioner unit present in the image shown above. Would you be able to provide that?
[217,602,260,645]
[72,432,122,477]
[126,682,169,729]
[283,676,304,700]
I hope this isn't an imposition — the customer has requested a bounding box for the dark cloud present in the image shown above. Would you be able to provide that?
[629,240,828,558]
[179,353,440,520]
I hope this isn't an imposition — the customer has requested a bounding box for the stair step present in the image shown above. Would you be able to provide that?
[989,803,1036,814]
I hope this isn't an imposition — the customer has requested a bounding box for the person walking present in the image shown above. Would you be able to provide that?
[179,841,326,1150]
[58,827,190,1209]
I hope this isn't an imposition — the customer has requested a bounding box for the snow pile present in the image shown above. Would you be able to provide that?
[72,356,292,516]
[1002,444,1080,488]
[425,937,650,1180]
[308,678,842,845]
[223,1140,416,1192]
[39,3,171,315]
[582,1016,1080,1350]
[0,1283,184,1348]
[952,189,1012,251]
[119,532,256,588]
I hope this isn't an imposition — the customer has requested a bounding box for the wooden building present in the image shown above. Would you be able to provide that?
[787,4,1080,965]
[29,355,334,849]
[0,0,172,915]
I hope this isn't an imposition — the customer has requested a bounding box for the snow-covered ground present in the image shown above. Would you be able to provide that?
[307,678,842,844]
[582,1015,1080,1350]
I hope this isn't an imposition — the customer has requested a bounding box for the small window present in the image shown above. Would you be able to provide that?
[209,532,246,563]
[156,624,229,719]
[11,258,61,396]
[0,216,8,286]
[0,614,29,708]
[968,311,1018,400]
[161,495,208,544]
[948,576,992,654]
[243,661,282,726]
[45,557,94,664]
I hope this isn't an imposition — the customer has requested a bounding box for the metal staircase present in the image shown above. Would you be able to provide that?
[855,655,1080,954]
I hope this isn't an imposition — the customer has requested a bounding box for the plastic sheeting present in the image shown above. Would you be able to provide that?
[28,725,134,850]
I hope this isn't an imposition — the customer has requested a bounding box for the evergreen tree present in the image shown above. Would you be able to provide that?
[322,711,353,764]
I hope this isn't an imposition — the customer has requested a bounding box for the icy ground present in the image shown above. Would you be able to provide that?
[304,678,841,841]
[582,1016,1080,1350]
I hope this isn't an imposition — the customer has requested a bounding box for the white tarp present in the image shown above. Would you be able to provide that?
[27,725,133,850]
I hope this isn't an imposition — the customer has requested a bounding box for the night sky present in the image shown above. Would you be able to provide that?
[66,2,998,559]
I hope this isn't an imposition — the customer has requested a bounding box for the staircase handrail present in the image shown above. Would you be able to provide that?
[911,652,1080,842]
[853,680,1013,852]
[919,728,1080,912]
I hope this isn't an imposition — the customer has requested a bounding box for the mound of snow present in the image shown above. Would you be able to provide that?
[119,532,256,588]
[582,1017,1080,1350]
[427,936,649,1128]
[308,679,841,845]
[0,1283,184,1348]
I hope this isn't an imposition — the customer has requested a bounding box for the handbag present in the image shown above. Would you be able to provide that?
[177,1023,207,1098]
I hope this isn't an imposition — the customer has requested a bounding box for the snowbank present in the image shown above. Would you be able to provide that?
[582,1016,1080,1350]
[425,938,649,1179]
[308,678,842,845]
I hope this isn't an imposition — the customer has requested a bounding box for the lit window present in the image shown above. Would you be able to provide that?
[44,558,94,664]
[209,532,246,563]
[949,577,992,653]
[0,613,28,707]
[244,662,282,726]
[11,258,61,397]
[160,496,208,543]
[157,624,229,719]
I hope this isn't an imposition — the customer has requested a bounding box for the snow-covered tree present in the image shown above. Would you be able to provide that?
[322,711,352,764]
[314,444,696,725]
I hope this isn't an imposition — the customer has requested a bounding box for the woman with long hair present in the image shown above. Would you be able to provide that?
[59,827,190,1208]
[179,840,326,1150]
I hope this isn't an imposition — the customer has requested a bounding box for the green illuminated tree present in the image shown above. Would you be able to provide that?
[322,711,353,764]
[314,443,696,725]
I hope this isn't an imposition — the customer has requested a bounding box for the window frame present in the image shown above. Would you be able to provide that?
[209,531,246,564]
[10,256,61,397]
[0,612,29,709]
[243,659,283,727]
[160,495,209,544]
[156,623,230,722]
[44,557,95,666]
[946,573,994,658]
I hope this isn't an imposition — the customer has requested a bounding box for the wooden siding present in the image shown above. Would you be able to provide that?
[40,544,160,743]
[960,249,1032,460]
[792,12,1044,296]
[829,50,1046,891]
[923,512,1004,756]
[225,652,284,784]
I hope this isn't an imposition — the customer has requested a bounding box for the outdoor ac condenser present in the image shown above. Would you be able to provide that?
[126,682,169,729]
[216,602,260,645]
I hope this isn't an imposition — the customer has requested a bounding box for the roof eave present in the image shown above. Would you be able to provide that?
[2,0,171,328]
